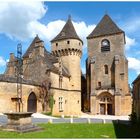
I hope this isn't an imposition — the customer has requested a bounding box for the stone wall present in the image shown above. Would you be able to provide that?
[50,71,81,116]
[87,33,132,115]
[52,88,81,116]
[51,38,82,115]
[51,39,82,91]
[0,82,42,113]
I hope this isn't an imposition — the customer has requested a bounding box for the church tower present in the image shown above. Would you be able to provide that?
[86,14,131,115]
[51,16,83,91]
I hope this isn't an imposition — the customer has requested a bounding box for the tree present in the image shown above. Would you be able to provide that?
[38,78,53,113]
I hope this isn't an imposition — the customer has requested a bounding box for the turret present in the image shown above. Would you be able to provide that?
[51,16,83,90]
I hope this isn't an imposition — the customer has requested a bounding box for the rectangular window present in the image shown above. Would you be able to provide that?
[59,97,63,112]
[59,77,63,88]
[98,82,101,88]
[120,73,124,80]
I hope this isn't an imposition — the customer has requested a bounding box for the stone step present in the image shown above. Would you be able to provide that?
[1,124,43,133]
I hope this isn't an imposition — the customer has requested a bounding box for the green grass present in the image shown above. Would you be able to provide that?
[0,123,139,138]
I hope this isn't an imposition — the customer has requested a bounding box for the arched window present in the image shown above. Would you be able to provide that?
[104,65,108,74]
[101,39,110,52]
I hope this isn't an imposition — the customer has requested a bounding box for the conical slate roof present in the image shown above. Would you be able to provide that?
[51,16,83,43]
[87,14,124,39]
[23,35,43,58]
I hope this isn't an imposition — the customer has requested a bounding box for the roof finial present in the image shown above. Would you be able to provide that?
[68,15,71,20]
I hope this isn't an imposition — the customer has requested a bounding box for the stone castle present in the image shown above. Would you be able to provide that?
[0,14,131,116]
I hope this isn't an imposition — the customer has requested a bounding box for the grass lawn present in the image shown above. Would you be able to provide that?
[0,123,139,138]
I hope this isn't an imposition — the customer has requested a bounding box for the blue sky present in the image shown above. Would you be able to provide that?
[0,1,140,86]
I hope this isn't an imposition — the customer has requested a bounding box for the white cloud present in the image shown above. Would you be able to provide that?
[44,20,65,41]
[73,21,96,48]
[128,57,140,74]
[0,1,95,49]
[0,1,47,41]
[123,17,140,34]
[0,56,6,67]
[125,36,136,50]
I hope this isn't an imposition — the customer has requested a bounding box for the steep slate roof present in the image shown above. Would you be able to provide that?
[51,16,83,43]
[0,74,40,86]
[43,51,70,77]
[44,49,58,64]
[132,74,140,84]
[87,14,124,39]
[23,35,43,58]
[23,35,70,77]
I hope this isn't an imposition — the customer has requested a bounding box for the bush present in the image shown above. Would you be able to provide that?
[129,112,137,123]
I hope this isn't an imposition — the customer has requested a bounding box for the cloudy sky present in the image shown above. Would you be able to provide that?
[0,1,139,85]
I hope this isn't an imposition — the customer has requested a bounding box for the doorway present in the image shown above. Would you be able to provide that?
[107,104,112,115]
[27,92,37,112]
[98,92,114,115]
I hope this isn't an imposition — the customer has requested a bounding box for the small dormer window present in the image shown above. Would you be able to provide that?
[67,41,70,44]
[101,39,110,52]
[56,43,58,46]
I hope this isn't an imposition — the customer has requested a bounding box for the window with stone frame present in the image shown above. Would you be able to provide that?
[98,82,101,88]
[101,39,110,52]
[59,76,63,88]
[59,97,63,112]
[120,73,124,80]
[104,65,108,74]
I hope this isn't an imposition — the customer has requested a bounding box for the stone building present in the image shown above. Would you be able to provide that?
[86,14,132,115]
[0,14,132,116]
[0,16,82,116]
[132,75,140,120]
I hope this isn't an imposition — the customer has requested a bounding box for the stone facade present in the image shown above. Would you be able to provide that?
[86,14,132,115]
[0,81,42,113]
[0,15,132,116]
[0,16,82,116]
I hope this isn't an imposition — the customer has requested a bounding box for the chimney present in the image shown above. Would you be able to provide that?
[9,53,15,61]
[34,40,44,57]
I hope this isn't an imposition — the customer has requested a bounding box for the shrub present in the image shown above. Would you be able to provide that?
[129,112,137,123]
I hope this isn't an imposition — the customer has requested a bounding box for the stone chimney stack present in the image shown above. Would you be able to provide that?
[9,53,15,61]
[34,35,45,57]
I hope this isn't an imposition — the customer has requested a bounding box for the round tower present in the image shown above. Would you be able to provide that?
[51,16,83,90]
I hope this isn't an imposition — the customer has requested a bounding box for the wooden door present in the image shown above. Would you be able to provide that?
[27,92,37,113]
[107,104,112,115]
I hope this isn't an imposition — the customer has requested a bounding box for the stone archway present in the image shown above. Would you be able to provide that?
[97,92,114,115]
[27,92,37,113]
